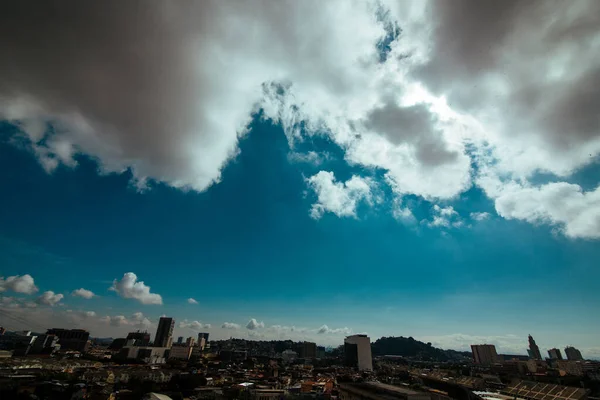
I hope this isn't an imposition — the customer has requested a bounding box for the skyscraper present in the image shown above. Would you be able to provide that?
[471,344,498,364]
[154,317,174,348]
[564,346,583,361]
[528,335,542,360]
[548,348,563,360]
[344,334,373,371]
[177,336,184,344]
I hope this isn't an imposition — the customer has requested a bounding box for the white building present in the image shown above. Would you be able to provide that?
[344,334,373,371]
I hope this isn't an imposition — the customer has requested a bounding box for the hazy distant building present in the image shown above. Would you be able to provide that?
[565,346,584,361]
[154,317,174,348]
[177,336,184,344]
[471,344,498,364]
[126,331,150,346]
[528,335,542,360]
[548,348,563,360]
[345,334,373,371]
[46,328,89,352]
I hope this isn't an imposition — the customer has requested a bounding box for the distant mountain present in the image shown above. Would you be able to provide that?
[371,336,471,361]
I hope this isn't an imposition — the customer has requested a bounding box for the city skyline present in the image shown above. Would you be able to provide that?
[1,0,599,362]
[0,307,594,361]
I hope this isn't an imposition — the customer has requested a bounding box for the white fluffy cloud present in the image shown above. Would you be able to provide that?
[246,318,265,330]
[72,288,95,299]
[110,272,163,305]
[179,320,211,330]
[36,291,64,306]
[307,171,373,219]
[187,298,198,305]
[0,274,38,294]
[427,205,462,228]
[470,212,491,222]
[317,324,352,335]
[485,179,600,239]
[221,322,241,330]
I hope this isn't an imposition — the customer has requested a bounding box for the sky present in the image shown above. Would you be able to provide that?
[0,0,599,358]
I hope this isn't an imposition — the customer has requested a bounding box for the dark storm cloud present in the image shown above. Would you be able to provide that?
[364,102,458,167]
[0,0,252,189]
[414,0,600,159]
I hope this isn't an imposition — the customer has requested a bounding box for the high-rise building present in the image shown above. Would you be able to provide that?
[565,346,584,361]
[344,334,373,371]
[528,335,542,360]
[177,336,184,344]
[198,332,209,342]
[154,317,174,348]
[471,344,498,364]
[126,331,150,346]
[317,346,326,359]
[548,348,563,360]
[186,337,195,346]
[46,328,90,352]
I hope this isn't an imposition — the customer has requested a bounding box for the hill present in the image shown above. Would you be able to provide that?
[371,336,471,361]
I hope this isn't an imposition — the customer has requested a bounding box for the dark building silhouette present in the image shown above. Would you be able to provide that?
[296,341,317,358]
[46,328,89,352]
[528,335,542,360]
[565,346,583,361]
[126,330,150,346]
[154,317,174,347]
[548,348,563,360]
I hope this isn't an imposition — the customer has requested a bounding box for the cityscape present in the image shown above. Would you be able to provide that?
[0,317,598,399]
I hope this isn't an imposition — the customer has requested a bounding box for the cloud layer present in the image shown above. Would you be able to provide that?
[1,1,598,238]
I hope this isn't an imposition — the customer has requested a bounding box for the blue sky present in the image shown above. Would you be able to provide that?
[1,118,599,357]
[0,1,599,358]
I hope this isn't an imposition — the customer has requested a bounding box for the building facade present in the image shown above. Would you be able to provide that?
[471,344,498,364]
[198,332,209,342]
[169,345,193,360]
[344,334,373,371]
[154,317,174,348]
